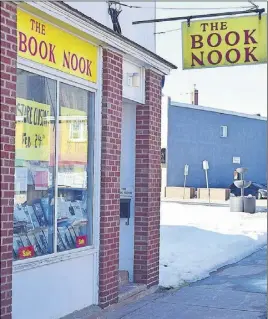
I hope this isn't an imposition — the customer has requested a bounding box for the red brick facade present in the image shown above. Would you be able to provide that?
[99,49,123,308]
[0,2,165,315]
[0,2,17,318]
[134,70,162,287]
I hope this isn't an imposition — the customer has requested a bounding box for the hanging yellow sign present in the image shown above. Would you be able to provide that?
[16,98,51,162]
[182,14,267,69]
[17,9,98,82]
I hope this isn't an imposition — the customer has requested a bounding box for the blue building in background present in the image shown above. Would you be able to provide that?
[166,101,267,189]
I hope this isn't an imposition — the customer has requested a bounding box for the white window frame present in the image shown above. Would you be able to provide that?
[220,125,228,138]
[14,54,102,269]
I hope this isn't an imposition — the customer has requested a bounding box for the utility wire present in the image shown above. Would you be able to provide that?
[155,28,181,35]
[108,1,253,11]
[248,0,259,9]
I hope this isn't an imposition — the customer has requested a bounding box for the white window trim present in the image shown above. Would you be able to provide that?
[17,57,98,92]
[14,48,102,278]
[13,246,98,273]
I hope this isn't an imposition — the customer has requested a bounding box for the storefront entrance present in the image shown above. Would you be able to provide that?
[119,102,136,282]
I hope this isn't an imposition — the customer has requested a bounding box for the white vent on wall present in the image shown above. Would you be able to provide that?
[220,125,228,138]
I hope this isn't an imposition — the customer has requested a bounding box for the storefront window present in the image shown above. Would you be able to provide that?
[57,83,94,251]
[13,69,94,260]
[14,69,56,260]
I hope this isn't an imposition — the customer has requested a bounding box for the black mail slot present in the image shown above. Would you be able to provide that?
[120,199,131,219]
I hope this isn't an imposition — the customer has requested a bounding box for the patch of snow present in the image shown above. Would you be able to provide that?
[159,202,267,288]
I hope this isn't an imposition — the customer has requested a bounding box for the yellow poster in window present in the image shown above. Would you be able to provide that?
[16,98,51,162]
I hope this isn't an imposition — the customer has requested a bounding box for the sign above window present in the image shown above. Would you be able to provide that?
[17,9,98,83]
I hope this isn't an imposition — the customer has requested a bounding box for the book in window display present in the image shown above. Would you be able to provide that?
[20,233,32,247]
[57,229,67,252]
[13,221,28,235]
[70,201,85,220]
[41,197,50,222]
[59,227,72,249]
[22,204,35,231]
[68,201,88,227]
[57,227,71,250]
[38,230,49,254]
[66,226,77,247]
[32,199,47,227]
[14,204,28,223]
[65,230,75,249]
[27,205,40,229]
[57,199,70,220]
[68,203,76,217]
[13,204,32,233]
[29,233,44,256]
[64,227,75,248]
[13,235,24,256]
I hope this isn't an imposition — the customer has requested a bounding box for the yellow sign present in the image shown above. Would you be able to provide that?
[182,14,267,69]
[17,9,98,82]
[16,98,51,162]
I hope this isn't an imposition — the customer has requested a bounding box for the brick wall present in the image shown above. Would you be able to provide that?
[0,2,17,319]
[99,49,123,308]
[134,69,162,287]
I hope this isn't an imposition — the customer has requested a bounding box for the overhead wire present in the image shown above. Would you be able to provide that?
[108,1,254,11]
[248,0,259,9]
[153,2,259,35]
[155,28,181,35]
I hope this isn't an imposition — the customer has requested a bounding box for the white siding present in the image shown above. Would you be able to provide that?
[13,252,97,319]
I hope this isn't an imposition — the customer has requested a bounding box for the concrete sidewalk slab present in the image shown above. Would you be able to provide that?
[87,246,267,319]
[121,303,265,319]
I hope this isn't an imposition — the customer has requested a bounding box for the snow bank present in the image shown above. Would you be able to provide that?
[159,202,267,288]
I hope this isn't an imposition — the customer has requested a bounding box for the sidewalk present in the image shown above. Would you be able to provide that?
[84,246,267,319]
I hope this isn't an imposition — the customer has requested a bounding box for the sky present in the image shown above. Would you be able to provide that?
[155,2,267,116]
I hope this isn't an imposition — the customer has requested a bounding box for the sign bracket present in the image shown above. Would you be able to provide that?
[187,17,191,27]
[132,7,265,25]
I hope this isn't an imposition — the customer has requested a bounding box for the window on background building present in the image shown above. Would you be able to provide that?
[220,125,228,138]
[13,69,95,261]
